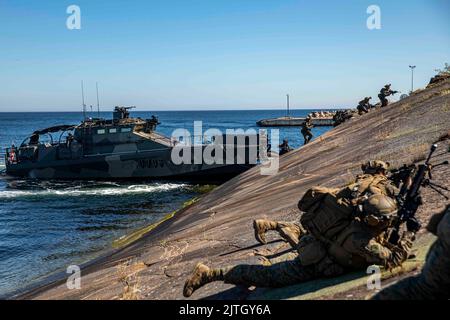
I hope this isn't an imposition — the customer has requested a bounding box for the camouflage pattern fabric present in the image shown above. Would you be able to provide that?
[301,120,313,145]
[378,87,397,107]
[357,98,370,115]
[218,219,410,288]
[184,170,411,293]
[6,108,259,180]
[333,109,357,126]
[276,221,304,248]
[373,206,450,300]
[222,258,319,288]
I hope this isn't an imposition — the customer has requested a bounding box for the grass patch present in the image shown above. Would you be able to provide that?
[191,184,217,194]
[116,260,146,300]
[112,197,200,248]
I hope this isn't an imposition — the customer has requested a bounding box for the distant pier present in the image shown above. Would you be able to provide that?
[256,116,334,127]
[257,94,336,127]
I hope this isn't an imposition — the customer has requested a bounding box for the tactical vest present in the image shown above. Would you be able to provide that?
[298,186,353,242]
[298,174,392,244]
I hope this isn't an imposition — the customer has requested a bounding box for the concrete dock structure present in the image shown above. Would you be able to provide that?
[256,116,334,127]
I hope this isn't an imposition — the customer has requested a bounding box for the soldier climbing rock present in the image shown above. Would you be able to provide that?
[357,97,372,115]
[378,84,398,107]
[301,117,314,145]
[278,139,292,156]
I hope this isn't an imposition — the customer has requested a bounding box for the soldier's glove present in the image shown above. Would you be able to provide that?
[400,231,414,252]
[388,232,414,268]
[389,246,409,268]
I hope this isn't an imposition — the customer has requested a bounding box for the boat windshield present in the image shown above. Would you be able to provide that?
[21,125,77,147]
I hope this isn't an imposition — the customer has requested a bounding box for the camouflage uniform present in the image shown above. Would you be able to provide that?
[333,109,356,126]
[373,205,450,300]
[183,161,411,297]
[181,218,412,296]
[254,219,304,248]
[278,140,292,156]
[301,119,313,145]
[357,97,371,115]
[378,85,397,107]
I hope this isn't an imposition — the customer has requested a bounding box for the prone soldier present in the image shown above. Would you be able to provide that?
[183,161,414,297]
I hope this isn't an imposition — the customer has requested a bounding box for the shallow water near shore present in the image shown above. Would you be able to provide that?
[0,110,332,297]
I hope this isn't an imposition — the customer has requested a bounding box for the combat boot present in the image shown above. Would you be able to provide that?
[183,263,223,297]
[253,219,278,244]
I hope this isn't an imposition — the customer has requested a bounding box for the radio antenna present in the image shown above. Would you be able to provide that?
[96,82,100,118]
[81,80,86,120]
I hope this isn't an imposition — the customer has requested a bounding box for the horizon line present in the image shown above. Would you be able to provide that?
[0,107,349,113]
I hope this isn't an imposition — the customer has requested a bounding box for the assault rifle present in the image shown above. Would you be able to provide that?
[388,144,449,245]
[389,164,416,188]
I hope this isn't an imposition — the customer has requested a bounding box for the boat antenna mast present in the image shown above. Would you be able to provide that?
[81,80,86,120]
[96,82,100,118]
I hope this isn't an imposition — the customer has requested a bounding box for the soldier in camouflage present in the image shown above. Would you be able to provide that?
[183,161,414,297]
[333,109,357,126]
[373,204,450,300]
[378,84,398,107]
[357,97,372,115]
[301,117,314,145]
[278,139,292,156]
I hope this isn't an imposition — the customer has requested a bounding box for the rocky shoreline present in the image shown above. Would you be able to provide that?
[16,78,450,300]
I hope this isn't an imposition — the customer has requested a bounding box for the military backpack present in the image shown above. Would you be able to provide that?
[298,174,393,242]
[298,186,354,242]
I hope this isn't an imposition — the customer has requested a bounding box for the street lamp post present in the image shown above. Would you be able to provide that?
[286,94,290,117]
[409,65,416,93]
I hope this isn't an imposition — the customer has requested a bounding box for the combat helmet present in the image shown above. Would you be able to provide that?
[384,84,391,88]
[362,194,398,227]
[361,160,390,174]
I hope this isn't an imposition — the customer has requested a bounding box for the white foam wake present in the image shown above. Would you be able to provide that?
[0,183,186,199]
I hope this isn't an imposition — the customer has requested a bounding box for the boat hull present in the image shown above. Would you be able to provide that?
[5,149,255,182]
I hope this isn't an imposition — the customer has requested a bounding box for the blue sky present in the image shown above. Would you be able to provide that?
[0,0,449,111]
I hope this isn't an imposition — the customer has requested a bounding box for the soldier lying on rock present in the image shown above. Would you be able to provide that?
[183,161,414,297]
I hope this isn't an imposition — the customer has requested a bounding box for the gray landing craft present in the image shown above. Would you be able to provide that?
[4,107,263,181]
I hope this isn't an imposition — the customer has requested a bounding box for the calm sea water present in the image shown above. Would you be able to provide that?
[0,109,331,297]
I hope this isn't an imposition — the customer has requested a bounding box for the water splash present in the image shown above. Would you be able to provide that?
[0,182,187,199]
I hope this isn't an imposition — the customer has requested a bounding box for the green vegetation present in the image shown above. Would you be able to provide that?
[112,184,218,249]
[112,197,200,248]
[190,184,217,194]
